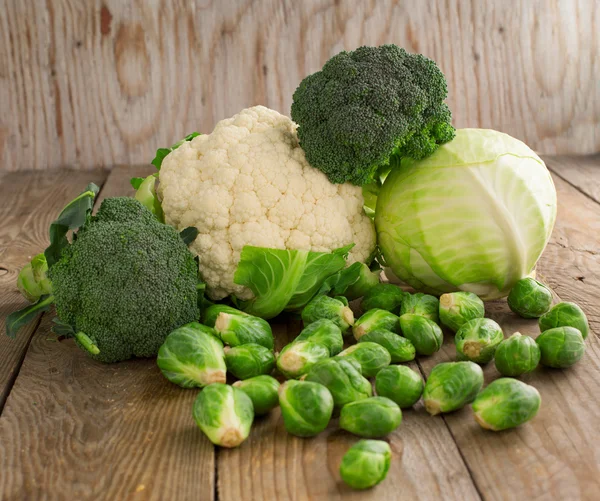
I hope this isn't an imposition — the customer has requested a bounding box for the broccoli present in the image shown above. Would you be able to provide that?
[291,45,455,186]
[47,197,199,363]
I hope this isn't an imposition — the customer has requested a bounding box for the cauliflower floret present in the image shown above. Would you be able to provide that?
[159,106,376,300]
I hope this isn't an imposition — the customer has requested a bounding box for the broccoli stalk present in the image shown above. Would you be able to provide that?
[291,45,455,186]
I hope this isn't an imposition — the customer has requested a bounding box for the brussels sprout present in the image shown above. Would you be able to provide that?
[304,358,372,409]
[17,253,52,302]
[536,326,586,368]
[233,375,280,415]
[454,318,504,364]
[360,283,406,314]
[439,292,485,332]
[339,440,391,490]
[353,308,400,340]
[192,383,254,447]
[340,397,402,438]
[276,341,330,379]
[295,319,344,356]
[359,329,415,363]
[539,302,589,339]
[375,365,423,408]
[337,342,391,377]
[335,295,350,307]
[157,322,226,388]
[507,278,553,318]
[399,314,443,356]
[472,378,541,431]
[278,380,334,437]
[214,311,274,350]
[423,361,484,415]
[302,295,355,332]
[224,344,275,380]
[203,304,249,327]
[344,263,382,301]
[494,332,540,376]
[400,293,440,324]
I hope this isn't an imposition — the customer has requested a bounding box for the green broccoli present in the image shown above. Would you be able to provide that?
[291,45,455,186]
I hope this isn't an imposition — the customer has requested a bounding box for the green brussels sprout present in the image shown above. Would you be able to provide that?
[295,319,344,356]
[203,304,249,327]
[233,375,280,415]
[339,440,391,490]
[400,293,440,324]
[399,314,443,356]
[472,378,541,431]
[337,342,391,377]
[157,322,226,388]
[278,380,334,437]
[302,295,355,332]
[359,329,415,363]
[17,253,52,302]
[494,332,540,376]
[343,262,382,301]
[454,318,504,364]
[536,326,586,368]
[335,295,350,306]
[304,357,372,409]
[360,283,405,314]
[224,343,275,380]
[539,302,589,339]
[192,383,254,447]
[214,311,274,350]
[375,365,423,408]
[339,397,402,438]
[353,308,400,340]
[423,361,484,415]
[507,278,553,318]
[276,340,330,379]
[439,292,485,332]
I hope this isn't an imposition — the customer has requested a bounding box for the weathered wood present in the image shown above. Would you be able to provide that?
[546,154,600,206]
[415,169,600,500]
[0,0,598,172]
[0,169,108,411]
[0,167,215,501]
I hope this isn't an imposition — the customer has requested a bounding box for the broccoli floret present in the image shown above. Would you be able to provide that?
[49,197,199,363]
[291,45,455,186]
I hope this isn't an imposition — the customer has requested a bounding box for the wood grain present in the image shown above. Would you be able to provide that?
[414,169,600,500]
[0,0,598,172]
[0,169,108,411]
[0,167,215,501]
[546,154,600,205]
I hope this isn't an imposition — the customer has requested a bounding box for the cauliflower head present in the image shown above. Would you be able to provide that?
[158,106,376,300]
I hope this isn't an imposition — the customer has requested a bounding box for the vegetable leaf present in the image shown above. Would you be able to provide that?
[151,132,201,170]
[179,227,199,245]
[130,177,145,190]
[317,261,365,296]
[44,183,99,267]
[6,295,54,338]
[51,317,76,337]
[233,245,350,319]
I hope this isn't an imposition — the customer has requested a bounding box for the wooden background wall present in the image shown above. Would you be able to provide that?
[0,0,598,171]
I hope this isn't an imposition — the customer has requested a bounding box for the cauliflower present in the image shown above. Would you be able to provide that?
[158,106,376,300]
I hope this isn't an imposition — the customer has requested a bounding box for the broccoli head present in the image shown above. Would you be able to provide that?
[49,197,199,363]
[291,45,455,186]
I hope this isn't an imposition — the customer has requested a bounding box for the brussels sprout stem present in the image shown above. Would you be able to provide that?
[342,307,355,327]
[215,312,233,332]
[462,342,482,359]
[424,399,442,416]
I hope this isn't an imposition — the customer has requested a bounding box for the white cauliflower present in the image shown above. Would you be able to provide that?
[158,106,376,300]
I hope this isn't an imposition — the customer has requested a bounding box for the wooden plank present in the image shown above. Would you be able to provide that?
[546,154,600,205]
[415,169,600,500]
[0,169,108,411]
[0,0,598,172]
[218,320,480,500]
[0,166,215,501]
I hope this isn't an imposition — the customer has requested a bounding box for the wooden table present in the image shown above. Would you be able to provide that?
[1,156,599,501]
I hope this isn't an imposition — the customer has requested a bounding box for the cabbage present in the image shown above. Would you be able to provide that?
[375,129,556,300]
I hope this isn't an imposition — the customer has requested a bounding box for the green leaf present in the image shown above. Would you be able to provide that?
[233,246,350,319]
[134,174,164,223]
[179,227,199,245]
[317,261,365,296]
[6,295,54,338]
[130,177,145,190]
[151,132,201,170]
[44,183,99,267]
[51,317,75,337]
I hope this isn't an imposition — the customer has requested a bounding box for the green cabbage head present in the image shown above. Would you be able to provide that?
[375,129,556,300]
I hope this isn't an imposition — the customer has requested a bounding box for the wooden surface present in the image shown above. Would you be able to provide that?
[0,155,599,500]
[0,0,598,172]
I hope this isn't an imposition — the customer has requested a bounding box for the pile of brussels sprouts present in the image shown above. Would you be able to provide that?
[155,277,589,491]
